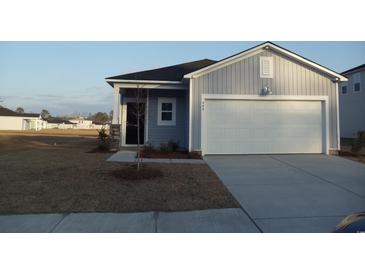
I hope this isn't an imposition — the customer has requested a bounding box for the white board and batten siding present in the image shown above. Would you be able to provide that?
[191,49,339,153]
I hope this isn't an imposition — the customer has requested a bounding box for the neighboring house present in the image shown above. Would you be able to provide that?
[68,118,110,130]
[106,42,347,155]
[93,123,110,130]
[68,118,94,129]
[0,106,43,130]
[45,117,77,129]
[339,64,365,138]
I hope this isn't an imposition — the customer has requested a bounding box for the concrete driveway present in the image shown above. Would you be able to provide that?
[205,155,365,232]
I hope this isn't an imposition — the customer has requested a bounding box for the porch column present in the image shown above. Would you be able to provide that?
[112,85,121,124]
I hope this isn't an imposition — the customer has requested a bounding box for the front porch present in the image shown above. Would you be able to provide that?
[109,82,189,150]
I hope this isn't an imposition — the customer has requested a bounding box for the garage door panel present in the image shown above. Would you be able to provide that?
[203,99,324,154]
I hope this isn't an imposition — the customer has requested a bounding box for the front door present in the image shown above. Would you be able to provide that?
[126,102,145,145]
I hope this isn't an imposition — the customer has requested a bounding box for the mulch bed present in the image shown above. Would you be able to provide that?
[111,165,163,180]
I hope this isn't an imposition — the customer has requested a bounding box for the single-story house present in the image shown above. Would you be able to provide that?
[339,64,365,138]
[45,117,77,129]
[0,106,43,130]
[68,118,94,129]
[106,41,347,155]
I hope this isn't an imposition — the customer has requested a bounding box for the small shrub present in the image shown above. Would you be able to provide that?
[188,151,202,159]
[160,143,169,152]
[351,131,365,153]
[143,143,156,153]
[160,141,179,152]
[97,128,110,151]
[167,140,179,152]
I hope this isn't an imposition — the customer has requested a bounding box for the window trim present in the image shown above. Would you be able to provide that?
[353,82,361,93]
[353,73,361,93]
[341,85,348,95]
[157,97,176,126]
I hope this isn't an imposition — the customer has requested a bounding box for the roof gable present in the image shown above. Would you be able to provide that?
[184,42,347,82]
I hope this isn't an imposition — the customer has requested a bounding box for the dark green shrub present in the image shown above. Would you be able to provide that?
[160,143,169,152]
[351,131,365,153]
[167,140,179,152]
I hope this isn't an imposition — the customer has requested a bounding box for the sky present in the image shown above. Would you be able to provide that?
[0,41,364,116]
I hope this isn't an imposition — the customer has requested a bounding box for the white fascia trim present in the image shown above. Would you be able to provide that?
[113,82,187,90]
[184,42,348,82]
[267,43,347,82]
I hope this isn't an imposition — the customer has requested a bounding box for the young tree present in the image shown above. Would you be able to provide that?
[92,112,109,124]
[16,107,24,113]
[128,84,146,171]
[41,109,50,119]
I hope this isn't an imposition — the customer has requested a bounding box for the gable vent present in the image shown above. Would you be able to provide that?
[260,56,274,78]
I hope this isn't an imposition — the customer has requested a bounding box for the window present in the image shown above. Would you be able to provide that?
[341,85,347,94]
[353,73,361,92]
[157,97,176,126]
[354,83,361,92]
[260,56,274,78]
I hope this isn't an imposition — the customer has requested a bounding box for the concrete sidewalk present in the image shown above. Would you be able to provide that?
[0,208,259,233]
[107,150,205,164]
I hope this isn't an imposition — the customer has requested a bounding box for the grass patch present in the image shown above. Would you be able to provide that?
[0,134,238,213]
[111,165,163,180]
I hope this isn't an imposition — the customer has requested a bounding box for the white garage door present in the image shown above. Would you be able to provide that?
[203,99,324,154]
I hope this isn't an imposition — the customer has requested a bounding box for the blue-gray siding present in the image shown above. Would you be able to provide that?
[147,89,188,149]
[339,69,365,138]
[191,49,339,151]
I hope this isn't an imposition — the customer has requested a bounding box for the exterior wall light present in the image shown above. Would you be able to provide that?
[261,86,272,96]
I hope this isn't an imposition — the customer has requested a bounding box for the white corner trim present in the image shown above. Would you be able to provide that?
[157,97,176,126]
[112,86,121,124]
[188,79,193,152]
[184,42,347,82]
[335,83,341,150]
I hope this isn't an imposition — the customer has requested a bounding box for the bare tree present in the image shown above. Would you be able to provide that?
[128,83,146,171]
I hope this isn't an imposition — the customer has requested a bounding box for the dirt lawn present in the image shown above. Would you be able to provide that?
[0,132,238,214]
